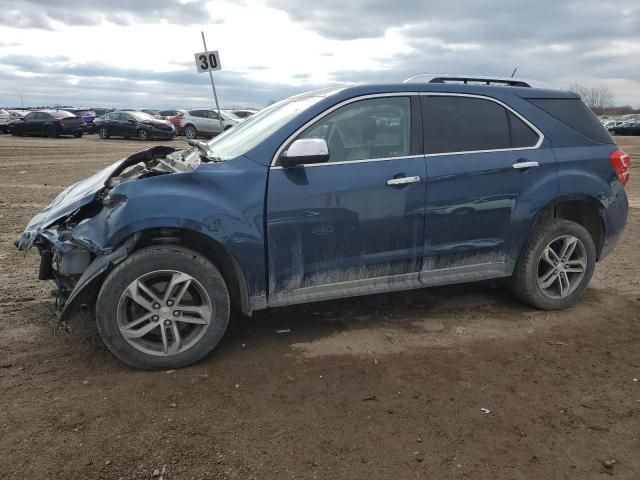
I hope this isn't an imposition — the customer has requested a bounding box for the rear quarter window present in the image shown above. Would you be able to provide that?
[527,98,613,144]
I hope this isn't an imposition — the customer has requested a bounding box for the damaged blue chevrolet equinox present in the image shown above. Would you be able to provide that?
[17,75,630,369]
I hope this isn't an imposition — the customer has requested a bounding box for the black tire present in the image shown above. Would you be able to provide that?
[512,219,596,310]
[137,128,148,141]
[96,246,230,369]
[184,125,197,139]
[74,133,83,138]
[98,126,110,139]
[45,127,57,138]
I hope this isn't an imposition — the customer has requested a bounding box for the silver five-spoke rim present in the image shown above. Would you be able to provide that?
[537,235,587,299]
[116,270,212,356]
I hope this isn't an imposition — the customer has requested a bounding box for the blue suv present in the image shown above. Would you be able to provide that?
[16,75,630,369]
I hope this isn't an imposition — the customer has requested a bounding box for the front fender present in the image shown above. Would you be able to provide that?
[69,155,268,299]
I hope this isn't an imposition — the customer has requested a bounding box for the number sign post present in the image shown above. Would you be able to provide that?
[195,32,223,131]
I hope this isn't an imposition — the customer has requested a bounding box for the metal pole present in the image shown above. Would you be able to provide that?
[20,93,24,108]
[201,31,224,132]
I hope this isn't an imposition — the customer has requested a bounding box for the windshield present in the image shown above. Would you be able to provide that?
[129,111,157,121]
[205,94,327,160]
[51,111,75,119]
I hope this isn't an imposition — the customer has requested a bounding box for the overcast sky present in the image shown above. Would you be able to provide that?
[0,0,638,109]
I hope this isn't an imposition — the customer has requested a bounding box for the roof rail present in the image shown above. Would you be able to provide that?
[403,74,532,88]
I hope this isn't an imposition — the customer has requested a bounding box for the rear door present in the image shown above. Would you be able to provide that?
[106,113,123,135]
[266,95,426,305]
[33,112,49,135]
[119,113,138,137]
[419,94,557,285]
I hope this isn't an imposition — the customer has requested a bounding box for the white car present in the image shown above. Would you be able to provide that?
[0,109,10,133]
[180,109,239,139]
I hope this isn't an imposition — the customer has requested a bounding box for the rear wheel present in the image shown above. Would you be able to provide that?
[184,125,197,139]
[512,219,596,310]
[98,126,110,139]
[74,133,83,138]
[96,246,230,369]
[45,127,57,138]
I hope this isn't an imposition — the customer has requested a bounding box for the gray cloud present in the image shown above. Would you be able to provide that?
[256,0,640,104]
[0,54,314,108]
[0,0,217,29]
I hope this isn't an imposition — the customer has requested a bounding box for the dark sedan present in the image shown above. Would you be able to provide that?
[8,110,85,138]
[609,122,640,136]
[94,111,176,140]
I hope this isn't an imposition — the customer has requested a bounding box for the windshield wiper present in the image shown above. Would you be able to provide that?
[184,138,222,162]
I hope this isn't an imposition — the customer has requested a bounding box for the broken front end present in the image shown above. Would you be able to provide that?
[16,145,204,322]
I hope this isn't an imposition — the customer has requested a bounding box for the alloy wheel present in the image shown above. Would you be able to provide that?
[537,235,587,299]
[116,270,213,356]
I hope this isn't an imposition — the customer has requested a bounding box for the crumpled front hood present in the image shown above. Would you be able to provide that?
[17,159,126,251]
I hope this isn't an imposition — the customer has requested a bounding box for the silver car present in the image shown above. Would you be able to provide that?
[180,109,239,139]
[0,109,10,133]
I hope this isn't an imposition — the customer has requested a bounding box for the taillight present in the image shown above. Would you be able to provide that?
[609,149,631,186]
[58,119,65,126]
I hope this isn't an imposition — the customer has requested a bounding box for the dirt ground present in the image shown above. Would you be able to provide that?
[0,133,638,480]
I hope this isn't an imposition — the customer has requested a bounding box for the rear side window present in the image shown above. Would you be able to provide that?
[422,96,539,154]
[528,98,613,144]
[50,111,74,119]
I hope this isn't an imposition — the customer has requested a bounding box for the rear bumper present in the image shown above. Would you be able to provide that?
[61,125,85,135]
[600,183,628,260]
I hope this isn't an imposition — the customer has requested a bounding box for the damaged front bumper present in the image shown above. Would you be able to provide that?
[20,226,139,324]
[15,145,193,323]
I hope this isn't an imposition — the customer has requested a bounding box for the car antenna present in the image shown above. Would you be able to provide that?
[511,67,518,78]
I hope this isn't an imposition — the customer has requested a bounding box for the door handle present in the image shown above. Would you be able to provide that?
[512,161,539,170]
[386,176,421,186]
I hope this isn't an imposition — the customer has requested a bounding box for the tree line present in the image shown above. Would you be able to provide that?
[568,83,640,116]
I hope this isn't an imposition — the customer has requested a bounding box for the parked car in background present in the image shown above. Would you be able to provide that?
[228,109,257,119]
[93,110,176,140]
[160,109,186,132]
[609,122,640,136]
[66,108,97,133]
[180,109,239,139]
[0,109,10,133]
[8,110,85,137]
[15,76,630,369]
[8,110,28,120]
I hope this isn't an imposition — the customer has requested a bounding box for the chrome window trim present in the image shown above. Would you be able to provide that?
[270,92,419,167]
[419,92,544,155]
[269,91,544,169]
[271,154,425,169]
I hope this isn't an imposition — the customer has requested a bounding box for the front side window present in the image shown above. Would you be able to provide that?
[297,96,411,163]
[422,96,539,154]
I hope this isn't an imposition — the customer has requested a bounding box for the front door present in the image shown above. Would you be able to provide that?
[266,95,426,306]
[419,94,558,285]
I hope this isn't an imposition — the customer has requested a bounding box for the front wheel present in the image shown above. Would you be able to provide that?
[98,127,110,139]
[184,125,197,139]
[96,246,230,369]
[137,128,149,140]
[74,133,83,138]
[512,219,596,310]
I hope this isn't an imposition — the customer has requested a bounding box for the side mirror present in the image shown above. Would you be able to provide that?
[280,138,329,168]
